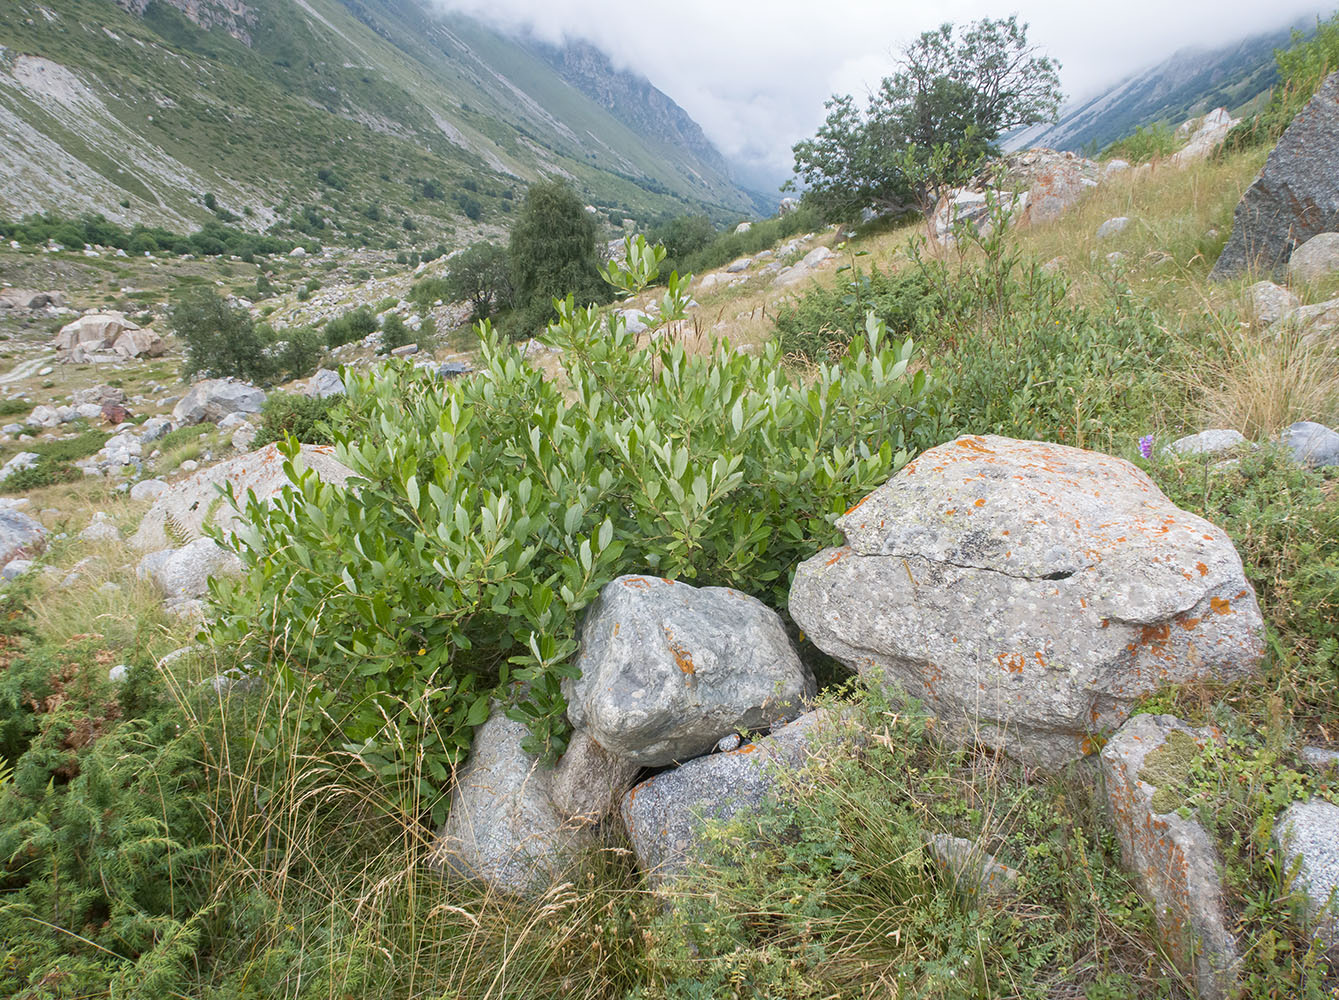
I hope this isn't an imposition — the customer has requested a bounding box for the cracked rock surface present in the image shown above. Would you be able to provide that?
[789,435,1264,769]
[564,575,813,767]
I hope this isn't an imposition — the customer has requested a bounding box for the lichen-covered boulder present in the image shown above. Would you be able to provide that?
[131,443,353,550]
[789,435,1264,769]
[621,710,840,879]
[172,378,266,426]
[1101,714,1239,1000]
[564,575,814,767]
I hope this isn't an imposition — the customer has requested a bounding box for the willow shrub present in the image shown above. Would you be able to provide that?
[212,240,935,823]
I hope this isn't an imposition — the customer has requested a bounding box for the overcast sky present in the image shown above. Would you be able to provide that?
[434,0,1332,180]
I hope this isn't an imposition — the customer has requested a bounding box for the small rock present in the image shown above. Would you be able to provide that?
[231,425,257,452]
[925,834,1019,899]
[391,343,418,357]
[0,452,40,484]
[1279,421,1339,467]
[108,664,129,683]
[1301,746,1339,772]
[1287,232,1339,284]
[0,508,46,565]
[725,257,752,274]
[1096,216,1131,239]
[716,733,742,753]
[1164,429,1248,458]
[2,558,33,580]
[179,460,199,473]
[1248,281,1300,325]
[79,519,121,543]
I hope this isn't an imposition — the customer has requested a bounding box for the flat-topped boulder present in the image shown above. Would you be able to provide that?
[790,435,1264,769]
[172,378,266,425]
[131,443,353,550]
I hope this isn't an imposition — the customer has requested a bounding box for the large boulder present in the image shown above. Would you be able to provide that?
[429,711,634,895]
[1169,108,1236,167]
[621,710,840,879]
[0,508,46,565]
[172,378,267,425]
[131,443,353,550]
[564,575,814,767]
[136,536,242,603]
[1100,714,1239,999]
[1287,231,1339,283]
[789,435,1264,770]
[111,327,166,358]
[52,313,137,351]
[1007,149,1102,225]
[1211,73,1339,280]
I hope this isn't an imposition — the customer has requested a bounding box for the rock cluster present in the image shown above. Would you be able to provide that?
[51,312,166,360]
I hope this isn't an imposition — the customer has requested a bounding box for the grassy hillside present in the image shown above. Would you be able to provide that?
[0,0,754,247]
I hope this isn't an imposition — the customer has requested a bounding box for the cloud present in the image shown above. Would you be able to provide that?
[431,0,1331,180]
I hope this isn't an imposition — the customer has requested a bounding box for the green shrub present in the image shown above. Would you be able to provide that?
[252,393,340,448]
[0,430,110,490]
[1102,122,1178,163]
[1223,11,1339,152]
[212,243,935,822]
[172,290,319,384]
[379,313,414,354]
[0,399,30,417]
[408,276,450,312]
[323,306,378,348]
[773,259,938,359]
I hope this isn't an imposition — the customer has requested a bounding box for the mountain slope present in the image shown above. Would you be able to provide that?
[1007,22,1305,154]
[0,0,753,244]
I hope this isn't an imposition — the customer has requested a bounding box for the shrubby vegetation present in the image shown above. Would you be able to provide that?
[1101,122,1178,163]
[790,16,1063,218]
[0,212,311,259]
[1224,9,1339,151]
[212,242,932,819]
[648,203,824,280]
[251,392,342,449]
[172,289,322,385]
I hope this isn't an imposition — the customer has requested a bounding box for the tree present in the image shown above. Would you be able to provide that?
[508,180,610,336]
[172,289,321,385]
[791,17,1063,219]
[443,242,514,321]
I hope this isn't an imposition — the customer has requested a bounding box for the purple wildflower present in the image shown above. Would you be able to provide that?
[1138,434,1154,459]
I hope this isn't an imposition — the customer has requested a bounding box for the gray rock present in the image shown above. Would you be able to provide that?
[1165,429,1248,458]
[136,537,243,602]
[0,451,39,484]
[925,834,1019,899]
[1096,216,1131,239]
[564,575,814,767]
[52,313,136,351]
[132,443,353,550]
[1101,714,1239,999]
[2,559,33,580]
[789,435,1264,770]
[725,257,752,274]
[621,710,839,878]
[27,405,59,428]
[391,343,418,358]
[1276,799,1339,962]
[1301,746,1339,772]
[130,479,169,502]
[231,424,258,452]
[800,246,834,269]
[716,732,742,752]
[548,730,640,826]
[172,379,266,425]
[1248,281,1300,325]
[1287,232,1339,284]
[0,509,45,565]
[179,459,199,473]
[429,711,596,895]
[305,368,345,398]
[1279,421,1339,467]
[138,417,173,443]
[1212,73,1339,279]
[72,384,125,407]
[218,412,250,431]
[79,516,121,542]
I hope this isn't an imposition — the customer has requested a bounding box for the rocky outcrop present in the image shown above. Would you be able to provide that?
[131,442,353,550]
[1101,714,1238,999]
[932,149,1103,238]
[620,710,839,879]
[789,435,1264,770]
[1168,108,1236,167]
[172,378,266,425]
[1211,73,1339,280]
[564,575,813,766]
[52,313,139,351]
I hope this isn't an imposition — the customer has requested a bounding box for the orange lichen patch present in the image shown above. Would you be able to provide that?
[1034,652,1046,665]
[1001,530,1009,536]
[944,508,956,516]
[956,437,995,454]
[732,744,757,755]
[996,652,1027,674]
[1209,597,1232,615]
[1079,598,1088,609]
[660,577,676,586]
[664,630,696,677]
[825,546,852,567]
[844,494,871,515]
[1178,617,1201,631]
[1196,562,1208,577]
[974,498,986,508]
[612,623,621,637]
[623,577,651,590]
